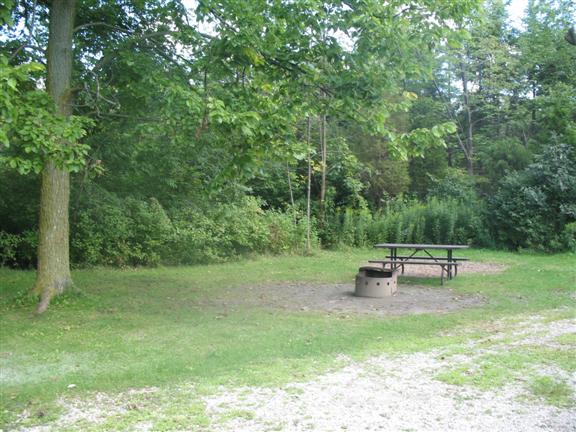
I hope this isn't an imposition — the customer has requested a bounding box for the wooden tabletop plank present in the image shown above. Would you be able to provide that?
[374,243,469,249]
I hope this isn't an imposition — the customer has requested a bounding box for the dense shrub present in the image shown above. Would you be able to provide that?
[165,197,313,264]
[562,222,576,253]
[0,230,37,268]
[326,197,491,248]
[491,142,576,251]
[2,190,315,269]
[326,207,373,248]
[67,193,316,268]
[164,198,267,264]
[71,192,172,267]
[264,209,315,254]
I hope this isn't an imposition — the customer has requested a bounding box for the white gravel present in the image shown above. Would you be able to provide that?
[204,316,576,432]
[13,315,576,432]
[205,356,574,432]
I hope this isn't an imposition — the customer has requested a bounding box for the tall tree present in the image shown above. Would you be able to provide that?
[305,116,312,254]
[34,0,76,314]
[2,0,193,312]
[429,0,526,179]
[319,114,327,222]
[519,0,576,147]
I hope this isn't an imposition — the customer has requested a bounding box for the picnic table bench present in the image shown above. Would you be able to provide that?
[371,243,470,284]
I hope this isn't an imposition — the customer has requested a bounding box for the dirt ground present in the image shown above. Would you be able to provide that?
[205,262,505,316]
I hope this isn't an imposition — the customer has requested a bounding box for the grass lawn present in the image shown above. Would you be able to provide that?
[0,249,574,430]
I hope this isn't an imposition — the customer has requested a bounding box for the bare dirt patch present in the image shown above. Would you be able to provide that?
[202,262,504,316]
[223,282,485,316]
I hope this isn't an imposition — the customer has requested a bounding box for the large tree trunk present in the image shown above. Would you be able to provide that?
[33,0,76,314]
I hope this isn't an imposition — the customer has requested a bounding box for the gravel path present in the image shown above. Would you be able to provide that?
[206,356,573,432]
[13,314,575,432]
[205,316,575,432]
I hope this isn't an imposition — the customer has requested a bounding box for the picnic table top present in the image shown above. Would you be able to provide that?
[374,243,470,250]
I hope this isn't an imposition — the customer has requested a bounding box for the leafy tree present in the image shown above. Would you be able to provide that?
[491,141,576,251]
[430,0,521,176]
[408,93,450,197]
[518,0,576,149]
[2,0,197,312]
[1,2,92,314]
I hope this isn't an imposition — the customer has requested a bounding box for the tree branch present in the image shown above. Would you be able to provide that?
[73,21,132,34]
[431,77,470,160]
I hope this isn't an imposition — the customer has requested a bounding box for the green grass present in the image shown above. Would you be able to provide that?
[436,346,576,392]
[0,249,575,429]
[529,376,574,407]
[556,333,576,345]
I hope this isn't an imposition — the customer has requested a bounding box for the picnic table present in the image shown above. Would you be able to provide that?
[370,243,470,284]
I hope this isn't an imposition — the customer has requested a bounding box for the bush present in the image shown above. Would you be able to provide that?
[327,197,491,248]
[69,192,316,267]
[0,230,37,268]
[264,209,313,254]
[491,142,576,251]
[165,197,268,264]
[321,205,372,248]
[0,232,21,267]
[562,222,576,253]
[166,197,315,264]
[71,194,172,267]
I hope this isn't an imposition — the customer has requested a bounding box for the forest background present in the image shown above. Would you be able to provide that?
[1,0,575,272]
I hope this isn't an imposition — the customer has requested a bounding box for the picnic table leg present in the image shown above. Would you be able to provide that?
[447,249,453,279]
[397,248,405,274]
[440,265,444,285]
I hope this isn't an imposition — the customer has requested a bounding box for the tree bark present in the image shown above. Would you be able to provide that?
[460,58,474,175]
[306,116,312,254]
[319,114,327,222]
[33,0,76,314]
[286,162,296,223]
